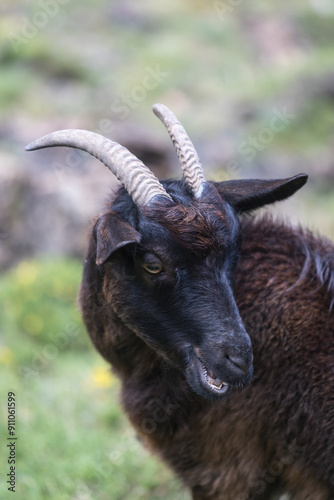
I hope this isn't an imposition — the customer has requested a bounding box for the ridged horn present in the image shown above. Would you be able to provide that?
[153,103,207,197]
[25,129,173,207]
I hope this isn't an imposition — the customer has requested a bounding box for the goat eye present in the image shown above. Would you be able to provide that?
[142,262,164,274]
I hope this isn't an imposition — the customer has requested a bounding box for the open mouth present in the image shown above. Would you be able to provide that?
[198,359,229,394]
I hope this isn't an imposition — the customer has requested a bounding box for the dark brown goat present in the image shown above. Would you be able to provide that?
[26,105,334,499]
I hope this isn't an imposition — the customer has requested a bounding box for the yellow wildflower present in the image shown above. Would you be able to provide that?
[91,366,114,388]
[0,347,13,364]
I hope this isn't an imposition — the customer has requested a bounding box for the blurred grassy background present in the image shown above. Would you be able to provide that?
[0,1,334,499]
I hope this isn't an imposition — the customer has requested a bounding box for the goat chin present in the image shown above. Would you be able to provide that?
[185,348,253,400]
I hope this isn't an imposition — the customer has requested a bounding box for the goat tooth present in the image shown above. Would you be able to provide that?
[199,359,228,392]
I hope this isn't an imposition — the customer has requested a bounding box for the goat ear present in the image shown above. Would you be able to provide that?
[94,213,141,265]
[213,173,308,212]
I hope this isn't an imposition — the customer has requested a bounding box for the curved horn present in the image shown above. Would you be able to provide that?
[153,103,207,197]
[25,129,172,207]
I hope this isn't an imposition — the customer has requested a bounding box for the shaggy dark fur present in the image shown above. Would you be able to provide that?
[79,177,334,500]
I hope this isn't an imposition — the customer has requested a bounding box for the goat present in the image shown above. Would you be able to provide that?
[26,104,334,500]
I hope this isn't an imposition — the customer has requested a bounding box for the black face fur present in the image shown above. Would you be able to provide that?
[92,175,307,400]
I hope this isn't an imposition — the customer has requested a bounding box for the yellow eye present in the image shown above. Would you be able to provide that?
[142,262,163,274]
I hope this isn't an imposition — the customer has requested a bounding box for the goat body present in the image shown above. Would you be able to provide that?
[79,180,334,500]
[26,104,334,499]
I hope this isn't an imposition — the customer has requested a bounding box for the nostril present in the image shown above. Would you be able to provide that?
[225,354,250,374]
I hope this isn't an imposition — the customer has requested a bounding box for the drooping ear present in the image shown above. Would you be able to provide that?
[213,173,308,213]
[94,212,141,265]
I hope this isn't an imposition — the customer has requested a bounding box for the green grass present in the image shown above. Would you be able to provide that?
[0,258,189,500]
